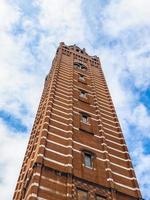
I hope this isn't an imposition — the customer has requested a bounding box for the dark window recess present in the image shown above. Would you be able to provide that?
[74,62,87,71]
[77,189,88,200]
[80,90,87,98]
[84,152,93,168]
[81,113,89,124]
[79,74,85,81]
[96,195,106,200]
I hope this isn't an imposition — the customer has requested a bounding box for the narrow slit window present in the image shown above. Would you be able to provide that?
[80,90,87,98]
[79,74,85,81]
[81,113,89,124]
[84,152,93,168]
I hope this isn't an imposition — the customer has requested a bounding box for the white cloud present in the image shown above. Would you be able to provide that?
[0,0,20,31]
[34,0,87,43]
[103,0,150,36]
[0,0,150,199]
[0,119,28,200]
[132,146,150,200]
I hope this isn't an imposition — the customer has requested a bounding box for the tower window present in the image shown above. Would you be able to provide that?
[81,113,89,124]
[77,189,88,200]
[84,152,93,168]
[74,62,87,71]
[80,90,87,98]
[96,195,106,200]
[79,74,85,81]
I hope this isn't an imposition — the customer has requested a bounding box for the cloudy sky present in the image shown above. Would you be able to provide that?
[0,0,150,199]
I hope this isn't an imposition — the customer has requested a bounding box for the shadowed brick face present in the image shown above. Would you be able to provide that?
[13,43,142,200]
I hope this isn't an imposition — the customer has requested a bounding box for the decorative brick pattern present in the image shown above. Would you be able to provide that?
[13,42,142,200]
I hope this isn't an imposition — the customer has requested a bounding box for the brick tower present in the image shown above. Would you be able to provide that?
[13,42,142,200]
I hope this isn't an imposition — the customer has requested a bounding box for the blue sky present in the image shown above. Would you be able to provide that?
[0,0,150,199]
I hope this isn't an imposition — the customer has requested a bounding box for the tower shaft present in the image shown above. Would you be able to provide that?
[13,43,142,200]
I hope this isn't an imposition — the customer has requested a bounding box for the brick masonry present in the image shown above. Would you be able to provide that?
[13,43,142,200]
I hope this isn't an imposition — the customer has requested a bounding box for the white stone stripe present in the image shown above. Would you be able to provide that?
[38,197,47,200]
[38,154,73,167]
[55,94,72,102]
[102,143,128,154]
[58,72,72,78]
[26,193,38,200]
[102,121,118,130]
[48,118,71,127]
[97,95,111,104]
[26,182,71,199]
[105,169,136,180]
[46,124,72,133]
[42,130,131,161]
[103,127,120,135]
[109,153,131,162]
[110,162,133,170]
[40,134,132,168]
[41,135,106,155]
[95,86,109,94]
[58,73,72,79]
[111,180,140,191]
[108,146,128,154]
[39,144,73,157]
[99,108,114,115]
[42,130,72,141]
[33,173,72,187]
[51,113,72,121]
[58,70,73,79]
[56,84,72,92]
[56,78,72,86]
[59,68,72,74]
[101,117,118,127]
[54,98,72,107]
[51,103,72,111]
[57,81,72,89]
[73,107,97,116]
[44,120,78,130]
[41,136,72,148]
[48,108,72,116]
[95,135,105,139]
[73,140,108,154]
[101,112,115,120]
[96,93,110,99]
[55,87,72,96]
[105,138,127,147]
[55,90,72,98]
[104,132,124,140]
[99,104,113,113]
[98,100,112,107]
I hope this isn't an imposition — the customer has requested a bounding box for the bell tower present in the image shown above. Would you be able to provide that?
[13,42,142,200]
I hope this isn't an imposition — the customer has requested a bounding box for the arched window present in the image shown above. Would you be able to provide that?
[74,62,87,71]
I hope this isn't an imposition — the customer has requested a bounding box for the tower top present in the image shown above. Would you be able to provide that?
[59,41,99,62]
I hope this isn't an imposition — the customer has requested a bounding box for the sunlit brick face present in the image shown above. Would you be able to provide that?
[13,43,142,200]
